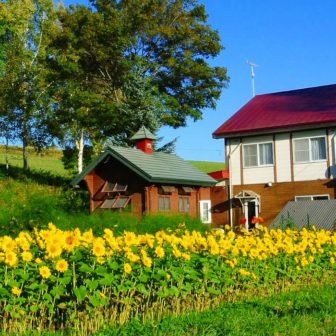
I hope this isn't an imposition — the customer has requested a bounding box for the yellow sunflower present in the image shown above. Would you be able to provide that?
[55,259,69,273]
[39,266,51,279]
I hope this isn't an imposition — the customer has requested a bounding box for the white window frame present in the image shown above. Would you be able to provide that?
[243,142,274,168]
[199,200,212,224]
[295,194,330,201]
[293,136,327,163]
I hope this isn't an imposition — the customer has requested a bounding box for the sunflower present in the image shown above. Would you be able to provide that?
[11,287,21,296]
[55,259,69,273]
[21,251,33,262]
[39,266,51,279]
[92,239,106,257]
[5,251,18,267]
[142,256,152,268]
[154,246,165,258]
[64,232,79,252]
[46,243,62,259]
[124,263,132,274]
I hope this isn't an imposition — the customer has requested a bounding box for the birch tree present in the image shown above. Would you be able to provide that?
[0,0,56,169]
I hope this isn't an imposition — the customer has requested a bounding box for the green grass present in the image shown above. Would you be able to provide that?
[0,165,207,236]
[0,146,224,174]
[0,148,68,176]
[188,160,225,173]
[97,283,336,336]
[0,146,217,235]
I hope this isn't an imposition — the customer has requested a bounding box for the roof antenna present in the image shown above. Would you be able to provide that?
[246,60,258,97]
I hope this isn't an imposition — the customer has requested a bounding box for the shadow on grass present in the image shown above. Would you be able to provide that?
[0,164,71,186]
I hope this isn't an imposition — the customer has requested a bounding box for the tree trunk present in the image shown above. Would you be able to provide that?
[76,128,84,173]
[22,119,29,170]
[5,136,9,170]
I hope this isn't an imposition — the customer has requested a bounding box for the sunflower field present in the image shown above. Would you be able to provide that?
[0,223,335,334]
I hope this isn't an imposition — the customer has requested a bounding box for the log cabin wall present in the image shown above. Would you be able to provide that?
[210,186,229,226]
[146,186,203,217]
[82,157,214,220]
[85,157,146,214]
[232,179,335,226]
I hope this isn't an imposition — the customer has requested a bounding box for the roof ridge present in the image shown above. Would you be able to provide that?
[256,83,336,97]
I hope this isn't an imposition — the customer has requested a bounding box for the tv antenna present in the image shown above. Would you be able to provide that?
[246,60,258,97]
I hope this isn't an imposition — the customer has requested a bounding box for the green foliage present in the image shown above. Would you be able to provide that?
[99,284,336,336]
[0,167,206,236]
[0,0,229,172]
[0,0,58,169]
[61,145,94,173]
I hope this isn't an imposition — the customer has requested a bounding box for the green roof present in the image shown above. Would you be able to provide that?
[130,126,156,141]
[71,146,216,187]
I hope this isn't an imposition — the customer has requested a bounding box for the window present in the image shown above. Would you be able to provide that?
[100,196,131,209]
[101,182,128,193]
[200,200,211,223]
[295,194,329,201]
[294,137,326,163]
[243,142,273,167]
[179,196,189,212]
[159,196,171,211]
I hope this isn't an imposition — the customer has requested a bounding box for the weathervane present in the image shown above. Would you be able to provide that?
[246,60,258,97]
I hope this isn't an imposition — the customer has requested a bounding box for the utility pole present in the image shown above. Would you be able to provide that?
[246,60,258,97]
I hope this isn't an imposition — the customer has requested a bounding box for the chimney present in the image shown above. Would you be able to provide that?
[130,126,156,154]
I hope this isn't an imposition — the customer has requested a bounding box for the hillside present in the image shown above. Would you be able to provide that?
[0,146,225,174]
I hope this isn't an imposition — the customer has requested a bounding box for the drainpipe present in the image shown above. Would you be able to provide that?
[228,149,233,229]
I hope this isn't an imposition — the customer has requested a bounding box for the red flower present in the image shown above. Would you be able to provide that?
[251,216,264,224]
[239,217,246,225]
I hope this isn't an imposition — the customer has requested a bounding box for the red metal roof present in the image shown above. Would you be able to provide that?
[208,169,229,180]
[213,84,336,138]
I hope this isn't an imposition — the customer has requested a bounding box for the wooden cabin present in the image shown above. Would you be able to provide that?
[71,127,217,223]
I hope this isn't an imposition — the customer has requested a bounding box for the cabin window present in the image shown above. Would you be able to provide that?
[178,196,189,212]
[295,194,329,201]
[158,186,173,211]
[294,136,326,163]
[243,142,273,167]
[100,196,131,209]
[159,196,171,211]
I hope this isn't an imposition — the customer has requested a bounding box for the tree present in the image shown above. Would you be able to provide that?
[0,0,57,169]
[46,5,129,172]
[48,0,228,172]
[90,0,229,127]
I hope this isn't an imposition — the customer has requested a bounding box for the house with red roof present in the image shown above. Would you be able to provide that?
[213,84,336,229]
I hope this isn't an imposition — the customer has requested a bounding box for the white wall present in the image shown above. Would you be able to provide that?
[226,127,335,186]
[275,133,291,182]
[226,138,241,185]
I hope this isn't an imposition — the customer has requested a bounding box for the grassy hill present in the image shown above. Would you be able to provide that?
[0,146,68,176]
[0,146,225,175]
[0,145,223,236]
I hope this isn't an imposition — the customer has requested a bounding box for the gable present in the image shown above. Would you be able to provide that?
[213,84,336,138]
[71,146,217,187]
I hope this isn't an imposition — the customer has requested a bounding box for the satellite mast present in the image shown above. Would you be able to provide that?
[246,60,258,97]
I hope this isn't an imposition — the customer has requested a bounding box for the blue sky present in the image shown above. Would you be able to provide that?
[65,0,336,162]
[158,0,336,162]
